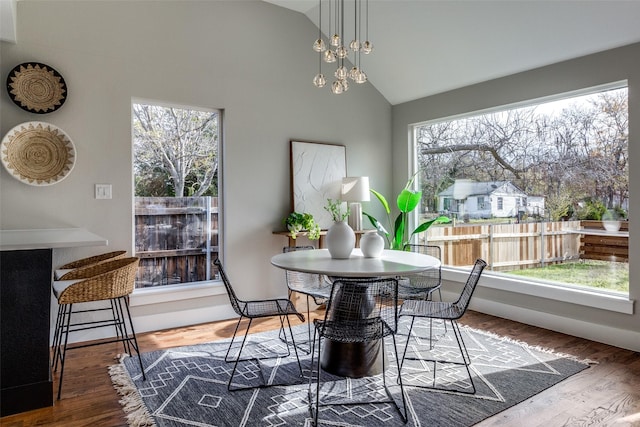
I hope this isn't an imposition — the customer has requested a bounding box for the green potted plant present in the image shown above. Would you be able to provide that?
[283,212,321,240]
[363,173,450,250]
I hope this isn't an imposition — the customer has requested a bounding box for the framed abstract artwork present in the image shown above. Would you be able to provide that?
[290,140,346,229]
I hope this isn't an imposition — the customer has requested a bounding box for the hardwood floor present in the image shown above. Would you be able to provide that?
[2,310,639,427]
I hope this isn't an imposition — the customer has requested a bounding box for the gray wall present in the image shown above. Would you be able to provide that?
[0,1,392,335]
[2,0,637,350]
[392,43,640,350]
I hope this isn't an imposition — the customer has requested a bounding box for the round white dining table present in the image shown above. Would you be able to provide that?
[271,248,440,378]
[270,248,440,278]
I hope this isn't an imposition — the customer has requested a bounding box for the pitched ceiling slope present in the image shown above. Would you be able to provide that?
[264,0,640,105]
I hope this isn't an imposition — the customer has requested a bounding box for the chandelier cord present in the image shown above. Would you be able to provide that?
[318,0,322,74]
[365,0,369,42]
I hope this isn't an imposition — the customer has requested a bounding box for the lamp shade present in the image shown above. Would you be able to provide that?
[341,177,370,202]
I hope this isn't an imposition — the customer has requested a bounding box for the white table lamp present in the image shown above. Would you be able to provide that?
[341,176,370,230]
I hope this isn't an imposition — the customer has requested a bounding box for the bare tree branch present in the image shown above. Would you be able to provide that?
[419,143,523,179]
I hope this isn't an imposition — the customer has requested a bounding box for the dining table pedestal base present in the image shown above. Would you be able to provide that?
[321,339,382,378]
[271,248,441,381]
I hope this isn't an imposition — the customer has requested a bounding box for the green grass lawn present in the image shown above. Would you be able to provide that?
[506,260,629,293]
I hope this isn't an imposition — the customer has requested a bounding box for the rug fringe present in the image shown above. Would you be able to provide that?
[109,361,157,427]
[460,324,599,365]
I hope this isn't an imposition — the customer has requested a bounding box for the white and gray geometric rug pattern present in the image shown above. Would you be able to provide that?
[112,319,590,427]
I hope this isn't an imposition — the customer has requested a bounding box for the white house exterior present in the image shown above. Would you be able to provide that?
[438,180,543,219]
[526,195,546,217]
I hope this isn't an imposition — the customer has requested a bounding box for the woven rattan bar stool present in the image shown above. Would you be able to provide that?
[54,250,127,280]
[51,250,129,365]
[51,257,145,399]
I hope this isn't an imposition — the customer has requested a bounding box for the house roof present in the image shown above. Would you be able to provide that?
[438,180,526,199]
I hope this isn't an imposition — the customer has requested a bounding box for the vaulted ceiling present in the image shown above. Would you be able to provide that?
[264,0,640,105]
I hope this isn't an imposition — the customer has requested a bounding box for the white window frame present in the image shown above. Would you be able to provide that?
[130,99,225,304]
[409,81,633,315]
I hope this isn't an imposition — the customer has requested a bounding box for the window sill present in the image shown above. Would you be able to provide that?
[127,270,633,315]
[442,267,634,314]
[130,280,226,307]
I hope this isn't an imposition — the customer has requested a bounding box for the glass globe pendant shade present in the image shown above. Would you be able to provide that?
[331,80,345,95]
[323,49,337,63]
[336,45,348,59]
[313,38,326,52]
[349,39,360,52]
[361,40,374,54]
[335,65,348,80]
[330,34,341,47]
[354,70,367,84]
[349,66,360,80]
[330,79,349,94]
[313,73,327,88]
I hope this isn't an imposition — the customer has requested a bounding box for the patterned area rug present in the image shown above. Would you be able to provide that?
[110,319,590,426]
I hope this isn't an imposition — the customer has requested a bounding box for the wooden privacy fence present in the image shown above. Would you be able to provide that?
[425,221,583,271]
[134,197,219,288]
[133,204,627,286]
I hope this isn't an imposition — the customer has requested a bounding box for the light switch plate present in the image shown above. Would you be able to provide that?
[95,184,112,199]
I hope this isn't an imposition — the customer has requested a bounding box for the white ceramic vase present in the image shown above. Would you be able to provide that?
[360,230,384,258]
[326,220,355,259]
[603,220,621,232]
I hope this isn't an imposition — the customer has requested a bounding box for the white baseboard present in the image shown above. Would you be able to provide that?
[457,292,640,352]
[133,305,237,334]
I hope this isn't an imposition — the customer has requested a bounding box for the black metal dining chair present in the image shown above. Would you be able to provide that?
[214,258,305,391]
[398,258,487,394]
[308,277,407,426]
[399,244,442,301]
[282,246,331,353]
[399,244,445,347]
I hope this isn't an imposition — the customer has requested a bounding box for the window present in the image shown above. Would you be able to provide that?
[132,101,221,288]
[477,196,486,210]
[413,84,629,295]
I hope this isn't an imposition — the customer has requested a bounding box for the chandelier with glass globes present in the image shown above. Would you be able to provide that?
[312,0,373,95]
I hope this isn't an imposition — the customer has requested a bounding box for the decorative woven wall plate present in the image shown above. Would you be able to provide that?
[1,122,76,186]
[6,62,67,114]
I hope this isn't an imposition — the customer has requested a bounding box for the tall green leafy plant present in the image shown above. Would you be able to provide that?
[363,174,450,250]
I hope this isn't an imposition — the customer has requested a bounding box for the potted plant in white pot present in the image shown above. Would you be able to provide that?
[602,209,622,232]
[324,198,354,259]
